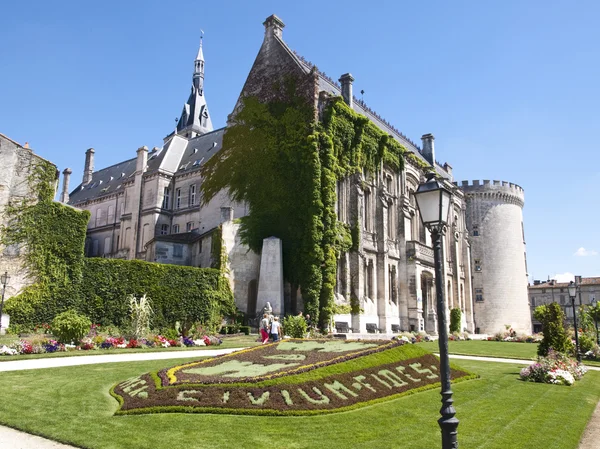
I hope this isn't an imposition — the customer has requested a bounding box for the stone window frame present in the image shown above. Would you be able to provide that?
[186,221,194,232]
[189,184,197,207]
[162,187,170,209]
[173,224,180,234]
[160,224,169,235]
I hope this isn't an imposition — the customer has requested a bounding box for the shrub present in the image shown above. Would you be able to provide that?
[578,332,595,353]
[129,294,153,339]
[282,315,307,338]
[450,308,461,333]
[51,310,91,344]
[520,349,587,386]
[533,303,573,356]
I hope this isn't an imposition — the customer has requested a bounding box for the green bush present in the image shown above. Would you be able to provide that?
[51,310,91,344]
[534,303,574,356]
[579,332,595,353]
[239,325,250,335]
[78,258,235,331]
[450,308,461,333]
[282,315,307,338]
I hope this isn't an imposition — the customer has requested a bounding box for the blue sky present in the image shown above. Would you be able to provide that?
[1,1,598,281]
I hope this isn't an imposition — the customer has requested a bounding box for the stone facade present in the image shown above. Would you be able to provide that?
[459,180,531,334]
[0,133,59,300]
[529,277,600,333]
[65,14,530,335]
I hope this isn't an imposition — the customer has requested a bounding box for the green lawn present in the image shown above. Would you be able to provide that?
[418,340,600,367]
[0,355,598,448]
[0,335,259,362]
[419,340,539,359]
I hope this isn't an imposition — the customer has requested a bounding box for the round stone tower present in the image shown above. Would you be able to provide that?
[458,180,531,335]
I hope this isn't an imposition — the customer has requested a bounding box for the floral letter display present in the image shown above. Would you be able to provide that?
[111,340,475,416]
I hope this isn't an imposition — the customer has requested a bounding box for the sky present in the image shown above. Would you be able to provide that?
[1,0,598,281]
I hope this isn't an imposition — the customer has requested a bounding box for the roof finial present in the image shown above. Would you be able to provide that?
[196,30,205,62]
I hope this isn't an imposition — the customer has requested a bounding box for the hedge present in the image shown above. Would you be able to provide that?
[6,258,236,332]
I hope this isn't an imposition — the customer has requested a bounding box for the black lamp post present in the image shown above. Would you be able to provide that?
[591,298,599,346]
[0,271,10,334]
[414,175,458,449]
[568,280,581,361]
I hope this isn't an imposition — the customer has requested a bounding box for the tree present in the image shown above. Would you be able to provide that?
[533,303,574,356]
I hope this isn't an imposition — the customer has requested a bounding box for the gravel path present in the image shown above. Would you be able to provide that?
[0,351,598,448]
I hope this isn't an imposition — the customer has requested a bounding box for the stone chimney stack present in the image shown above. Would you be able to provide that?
[83,148,94,184]
[263,14,285,40]
[136,146,148,173]
[60,168,72,203]
[339,73,354,109]
[421,133,435,166]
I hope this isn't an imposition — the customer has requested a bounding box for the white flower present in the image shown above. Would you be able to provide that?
[0,345,18,356]
[194,339,206,346]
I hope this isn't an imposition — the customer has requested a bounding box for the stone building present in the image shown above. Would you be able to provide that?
[0,133,59,301]
[529,277,600,333]
[65,15,531,335]
[459,180,532,334]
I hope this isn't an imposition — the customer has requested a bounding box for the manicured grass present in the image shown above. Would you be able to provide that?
[0,335,259,362]
[418,340,600,367]
[0,355,598,448]
[419,340,539,360]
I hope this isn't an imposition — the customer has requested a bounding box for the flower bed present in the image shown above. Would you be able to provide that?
[520,350,587,386]
[0,334,222,356]
[111,340,476,416]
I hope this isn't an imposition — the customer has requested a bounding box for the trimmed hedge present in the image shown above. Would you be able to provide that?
[78,258,236,331]
[6,258,236,332]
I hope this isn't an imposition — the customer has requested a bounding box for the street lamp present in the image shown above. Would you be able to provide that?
[414,175,458,449]
[591,298,599,346]
[0,271,10,334]
[568,281,581,361]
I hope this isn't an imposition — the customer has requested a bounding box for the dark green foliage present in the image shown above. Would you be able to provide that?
[51,310,91,343]
[450,308,462,333]
[282,315,308,338]
[534,303,574,356]
[579,333,595,353]
[200,83,407,330]
[78,258,235,332]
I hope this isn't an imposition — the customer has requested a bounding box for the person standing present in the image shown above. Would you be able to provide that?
[270,316,282,342]
[260,313,270,344]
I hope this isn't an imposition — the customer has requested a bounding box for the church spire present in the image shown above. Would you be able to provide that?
[176,32,213,138]
[193,34,205,93]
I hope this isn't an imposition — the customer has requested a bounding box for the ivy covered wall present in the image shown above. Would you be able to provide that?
[2,159,235,330]
[200,79,408,329]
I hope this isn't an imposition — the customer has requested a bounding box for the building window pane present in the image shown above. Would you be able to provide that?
[162,187,170,209]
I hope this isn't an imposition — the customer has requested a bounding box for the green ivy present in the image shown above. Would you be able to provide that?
[1,159,90,327]
[77,258,236,332]
[200,80,409,330]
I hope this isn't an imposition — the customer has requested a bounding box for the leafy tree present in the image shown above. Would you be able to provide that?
[450,308,462,333]
[533,303,574,356]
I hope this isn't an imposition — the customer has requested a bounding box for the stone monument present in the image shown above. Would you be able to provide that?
[256,237,284,316]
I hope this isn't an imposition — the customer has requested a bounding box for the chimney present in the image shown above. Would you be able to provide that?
[421,134,435,165]
[443,162,453,178]
[263,14,285,39]
[83,148,95,184]
[136,146,148,173]
[339,73,354,109]
[60,168,72,203]
[220,206,234,223]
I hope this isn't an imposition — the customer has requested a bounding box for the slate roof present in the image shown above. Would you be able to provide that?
[68,129,225,205]
[171,128,224,175]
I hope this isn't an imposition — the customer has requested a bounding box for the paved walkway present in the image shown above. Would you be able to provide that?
[0,351,599,448]
[0,348,241,372]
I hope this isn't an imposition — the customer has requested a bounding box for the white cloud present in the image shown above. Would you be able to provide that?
[553,272,575,283]
[574,247,598,257]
